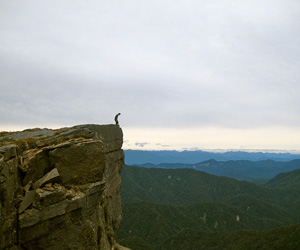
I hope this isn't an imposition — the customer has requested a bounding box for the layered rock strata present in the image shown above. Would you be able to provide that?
[0,124,126,250]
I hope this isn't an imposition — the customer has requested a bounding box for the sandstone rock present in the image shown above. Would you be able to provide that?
[35,184,66,207]
[0,145,18,161]
[104,149,125,228]
[115,243,132,250]
[19,190,35,214]
[48,140,106,185]
[23,181,32,193]
[0,128,56,141]
[32,168,60,190]
[73,124,123,153]
[0,124,125,250]
[0,147,22,249]
[19,200,69,229]
[21,149,52,186]
[86,180,106,195]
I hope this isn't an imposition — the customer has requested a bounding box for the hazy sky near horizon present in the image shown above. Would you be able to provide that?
[1,0,300,151]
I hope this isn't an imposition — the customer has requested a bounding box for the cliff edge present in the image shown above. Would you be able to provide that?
[0,124,129,250]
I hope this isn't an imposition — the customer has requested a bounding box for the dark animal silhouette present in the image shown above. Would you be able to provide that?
[115,113,121,125]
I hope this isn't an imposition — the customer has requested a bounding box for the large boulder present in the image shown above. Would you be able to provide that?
[48,140,106,185]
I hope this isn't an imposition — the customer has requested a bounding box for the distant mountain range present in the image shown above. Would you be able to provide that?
[137,159,300,183]
[117,165,300,250]
[124,150,300,165]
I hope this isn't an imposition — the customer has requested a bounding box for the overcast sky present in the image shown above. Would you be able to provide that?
[1,0,300,152]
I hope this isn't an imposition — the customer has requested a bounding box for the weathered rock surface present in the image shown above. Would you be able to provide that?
[0,124,128,250]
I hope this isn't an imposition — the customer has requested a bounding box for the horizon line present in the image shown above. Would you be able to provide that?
[123,148,300,154]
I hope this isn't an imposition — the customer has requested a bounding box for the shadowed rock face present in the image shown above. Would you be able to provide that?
[0,124,126,250]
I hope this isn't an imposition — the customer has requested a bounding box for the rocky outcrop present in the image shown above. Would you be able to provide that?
[0,124,127,250]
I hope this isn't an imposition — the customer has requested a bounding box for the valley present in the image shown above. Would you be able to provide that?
[117,164,300,250]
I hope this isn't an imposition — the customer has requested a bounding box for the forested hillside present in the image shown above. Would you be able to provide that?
[117,165,300,250]
[265,169,300,189]
[158,224,300,250]
[137,159,300,182]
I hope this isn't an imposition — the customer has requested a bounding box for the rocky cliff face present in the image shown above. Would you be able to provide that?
[0,124,129,250]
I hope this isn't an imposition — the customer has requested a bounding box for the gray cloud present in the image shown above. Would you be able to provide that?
[156,143,170,148]
[134,142,149,148]
[1,0,300,131]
